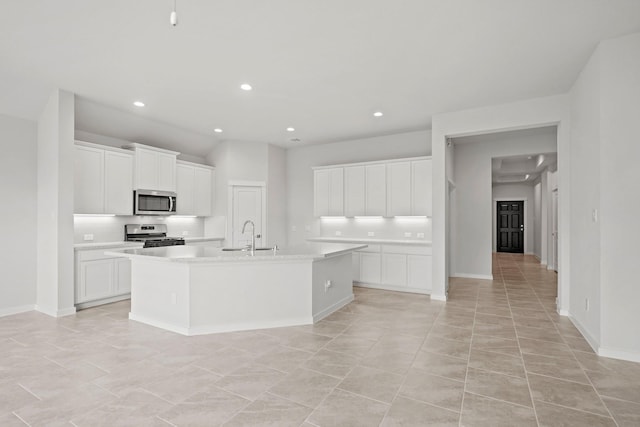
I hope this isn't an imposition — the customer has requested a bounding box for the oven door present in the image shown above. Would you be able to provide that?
[134,190,177,215]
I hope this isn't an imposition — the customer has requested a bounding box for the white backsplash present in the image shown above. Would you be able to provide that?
[73,215,205,243]
[319,217,431,241]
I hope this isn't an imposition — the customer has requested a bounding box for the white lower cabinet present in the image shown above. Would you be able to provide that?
[359,253,381,284]
[382,253,408,287]
[353,243,431,294]
[75,247,135,306]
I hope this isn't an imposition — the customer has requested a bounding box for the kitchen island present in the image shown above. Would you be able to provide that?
[106,242,366,335]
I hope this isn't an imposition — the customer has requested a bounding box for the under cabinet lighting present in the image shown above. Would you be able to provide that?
[354,216,384,222]
[74,214,116,217]
[320,216,348,222]
[169,215,197,219]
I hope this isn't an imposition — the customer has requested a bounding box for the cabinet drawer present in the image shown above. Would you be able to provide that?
[77,249,120,262]
[382,244,431,256]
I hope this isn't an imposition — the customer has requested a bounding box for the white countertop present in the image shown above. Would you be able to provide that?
[307,237,432,246]
[105,242,367,263]
[74,236,224,251]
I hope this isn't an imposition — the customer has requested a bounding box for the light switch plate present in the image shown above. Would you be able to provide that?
[404,232,412,237]
[367,231,375,237]
[417,232,425,238]
[83,234,94,241]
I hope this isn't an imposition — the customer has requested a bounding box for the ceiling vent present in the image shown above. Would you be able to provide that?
[289,138,302,143]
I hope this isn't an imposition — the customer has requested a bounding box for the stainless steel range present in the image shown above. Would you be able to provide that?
[125,224,185,248]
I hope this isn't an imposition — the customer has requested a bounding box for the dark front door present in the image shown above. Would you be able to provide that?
[497,201,524,253]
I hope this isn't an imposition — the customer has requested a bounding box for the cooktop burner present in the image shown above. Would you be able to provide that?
[125,224,185,248]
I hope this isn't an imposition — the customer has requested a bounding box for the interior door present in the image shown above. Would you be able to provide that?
[497,201,524,253]
[232,186,263,248]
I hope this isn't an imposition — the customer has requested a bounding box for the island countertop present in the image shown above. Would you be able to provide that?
[105,242,367,263]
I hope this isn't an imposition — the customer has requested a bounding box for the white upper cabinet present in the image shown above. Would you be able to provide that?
[125,143,179,192]
[313,156,431,218]
[411,159,432,216]
[74,142,133,215]
[314,167,344,216]
[386,162,412,216]
[344,166,365,217]
[75,145,105,214]
[104,151,133,215]
[176,160,214,216]
[365,164,386,216]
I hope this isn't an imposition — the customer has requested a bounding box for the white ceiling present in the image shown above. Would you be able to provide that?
[2,1,640,155]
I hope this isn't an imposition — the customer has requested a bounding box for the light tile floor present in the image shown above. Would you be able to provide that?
[2,253,640,426]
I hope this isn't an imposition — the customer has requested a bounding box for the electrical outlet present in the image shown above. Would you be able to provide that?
[585,298,590,311]
[417,232,425,238]
[368,231,375,237]
[324,280,332,292]
[83,234,94,241]
[404,232,412,238]
[592,209,598,223]
[335,231,342,236]
[182,230,189,236]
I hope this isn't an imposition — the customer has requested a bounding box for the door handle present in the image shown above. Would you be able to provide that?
[256,234,261,238]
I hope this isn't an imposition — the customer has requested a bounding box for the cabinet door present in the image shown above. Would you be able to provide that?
[386,162,412,217]
[104,151,133,215]
[114,258,131,295]
[352,252,361,282]
[328,168,344,216]
[382,253,408,287]
[344,166,365,217]
[359,253,381,284]
[365,164,386,216]
[412,159,432,216]
[314,169,330,217]
[135,149,157,190]
[194,167,212,216]
[74,146,104,214]
[78,259,114,303]
[176,164,195,215]
[157,153,176,192]
[407,255,432,291]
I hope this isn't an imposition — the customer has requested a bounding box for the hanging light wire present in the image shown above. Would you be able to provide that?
[170,0,178,26]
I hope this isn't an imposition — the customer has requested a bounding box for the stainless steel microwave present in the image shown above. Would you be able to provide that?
[134,190,177,215]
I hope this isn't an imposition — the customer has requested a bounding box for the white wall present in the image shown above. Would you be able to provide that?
[597,33,640,359]
[492,184,535,254]
[533,181,542,259]
[286,130,431,245]
[0,115,38,315]
[267,145,288,247]
[36,90,76,317]
[451,129,557,279]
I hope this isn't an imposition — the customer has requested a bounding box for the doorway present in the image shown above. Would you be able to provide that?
[497,200,524,253]
[229,184,266,248]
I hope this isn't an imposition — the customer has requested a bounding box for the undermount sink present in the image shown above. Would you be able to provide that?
[221,247,274,252]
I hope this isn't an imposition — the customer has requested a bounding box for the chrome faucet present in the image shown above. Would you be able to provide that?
[241,220,256,255]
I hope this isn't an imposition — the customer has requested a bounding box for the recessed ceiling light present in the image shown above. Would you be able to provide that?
[133,101,145,107]
[240,83,252,91]
[214,128,223,133]
[373,111,383,117]
[286,127,295,132]
[527,156,533,160]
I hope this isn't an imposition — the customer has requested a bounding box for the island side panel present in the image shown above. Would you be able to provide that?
[188,260,314,335]
[129,259,191,334]
[312,253,354,322]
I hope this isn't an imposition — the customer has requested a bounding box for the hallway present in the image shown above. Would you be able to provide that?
[1,254,640,425]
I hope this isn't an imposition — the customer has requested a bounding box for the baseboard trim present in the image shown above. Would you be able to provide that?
[598,347,640,363]
[451,273,494,280]
[353,282,430,295]
[313,294,354,322]
[75,294,130,310]
[129,312,315,336]
[558,309,569,316]
[35,305,77,318]
[430,294,447,302]
[0,304,35,317]
[568,314,599,353]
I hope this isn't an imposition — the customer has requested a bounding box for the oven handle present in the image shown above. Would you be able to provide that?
[169,196,174,212]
